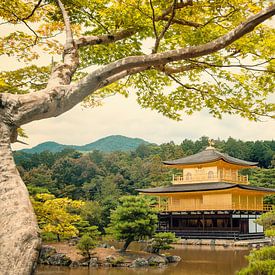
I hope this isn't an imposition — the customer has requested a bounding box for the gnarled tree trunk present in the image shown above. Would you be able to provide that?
[0,123,40,275]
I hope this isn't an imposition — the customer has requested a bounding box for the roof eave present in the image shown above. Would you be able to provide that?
[162,158,258,167]
[137,185,275,194]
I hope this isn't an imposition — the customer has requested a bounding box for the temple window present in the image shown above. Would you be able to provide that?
[186,172,192,180]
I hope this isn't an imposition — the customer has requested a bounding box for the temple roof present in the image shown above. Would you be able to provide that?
[137,182,275,194]
[163,147,258,167]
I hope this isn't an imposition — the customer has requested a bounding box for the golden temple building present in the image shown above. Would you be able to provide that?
[138,143,275,239]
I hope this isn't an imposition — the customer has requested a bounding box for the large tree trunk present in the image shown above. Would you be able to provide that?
[0,123,40,275]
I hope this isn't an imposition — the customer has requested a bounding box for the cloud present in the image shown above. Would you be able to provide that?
[12,94,275,151]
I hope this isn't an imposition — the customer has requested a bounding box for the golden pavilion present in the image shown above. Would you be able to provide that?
[138,142,275,239]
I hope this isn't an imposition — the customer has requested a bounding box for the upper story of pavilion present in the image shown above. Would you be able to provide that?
[163,144,257,185]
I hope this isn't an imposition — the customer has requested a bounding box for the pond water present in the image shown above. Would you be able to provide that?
[35,244,250,275]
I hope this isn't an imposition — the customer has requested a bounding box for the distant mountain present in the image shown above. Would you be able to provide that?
[19,135,150,154]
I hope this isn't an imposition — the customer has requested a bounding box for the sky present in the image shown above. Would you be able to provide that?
[11,93,275,150]
[0,14,274,151]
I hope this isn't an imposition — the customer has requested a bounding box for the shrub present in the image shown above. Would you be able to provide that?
[238,259,275,275]
[238,246,275,275]
[246,246,275,261]
[148,232,179,254]
[77,233,98,259]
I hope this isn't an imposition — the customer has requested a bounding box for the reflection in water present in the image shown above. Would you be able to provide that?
[36,244,249,275]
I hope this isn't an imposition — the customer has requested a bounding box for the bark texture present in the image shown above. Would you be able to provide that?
[0,123,40,275]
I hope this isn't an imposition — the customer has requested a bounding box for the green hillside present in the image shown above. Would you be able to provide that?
[19,135,150,154]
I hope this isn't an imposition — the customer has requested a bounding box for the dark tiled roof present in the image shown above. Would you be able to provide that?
[163,148,257,166]
[137,182,275,194]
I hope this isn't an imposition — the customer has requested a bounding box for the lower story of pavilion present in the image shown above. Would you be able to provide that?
[157,210,264,240]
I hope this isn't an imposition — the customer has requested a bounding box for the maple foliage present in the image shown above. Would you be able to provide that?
[32,193,84,240]
[0,0,274,121]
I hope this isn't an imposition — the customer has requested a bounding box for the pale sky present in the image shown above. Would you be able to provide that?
[11,93,275,150]
[1,17,274,151]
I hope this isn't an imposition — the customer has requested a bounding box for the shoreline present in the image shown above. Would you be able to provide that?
[177,238,272,247]
[39,242,181,268]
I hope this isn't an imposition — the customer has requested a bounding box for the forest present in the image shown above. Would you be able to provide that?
[14,136,275,240]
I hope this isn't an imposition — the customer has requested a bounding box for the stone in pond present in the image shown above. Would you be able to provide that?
[148,255,168,266]
[130,257,149,267]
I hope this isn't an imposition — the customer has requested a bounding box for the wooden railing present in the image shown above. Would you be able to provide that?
[156,202,273,212]
[173,173,248,185]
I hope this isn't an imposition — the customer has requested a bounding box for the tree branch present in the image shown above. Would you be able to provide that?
[81,9,110,33]
[157,0,193,20]
[152,0,177,54]
[81,4,275,84]
[97,66,150,90]
[4,4,275,127]
[75,29,137,47]
[149,0,158,42]
[47,0,79,87]
[187,58,275,73]
[155,0,200,29]
[21,0,43,21]
[156,64,199,74]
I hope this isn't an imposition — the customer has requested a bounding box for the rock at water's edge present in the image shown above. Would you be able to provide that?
[89,257,99,267]
[166,255,181,263]
[130,257,149,267]
[148,255,168,266]
[39,245,71,266]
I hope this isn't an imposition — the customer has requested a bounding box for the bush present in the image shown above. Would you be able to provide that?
[77,233,99,259]
[246,246,275,261]
[148,232,179,254]
[238,259,275,275]
[238,247,275,275]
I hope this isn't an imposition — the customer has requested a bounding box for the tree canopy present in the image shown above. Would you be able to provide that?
[15,138,275,236]
[107,195,158,251]
[32,193,84,241]
[0,0,274,136]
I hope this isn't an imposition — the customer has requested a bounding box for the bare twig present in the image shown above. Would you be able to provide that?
[160,17,201,28]
[152,0,177,54]
[21,20,39,45]
[21,0,43,21]
[15,139,29,145]
[188,58,275,73]
[81,9,110,34]
[149,0,158,41]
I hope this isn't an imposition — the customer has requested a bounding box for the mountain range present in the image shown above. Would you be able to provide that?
[18,135,150,154]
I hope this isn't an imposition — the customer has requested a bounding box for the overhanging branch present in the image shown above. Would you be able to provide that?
[4,4,275,127]
[84,4,275,83]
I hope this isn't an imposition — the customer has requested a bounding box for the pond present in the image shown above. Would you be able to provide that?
[35,244,250,275]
